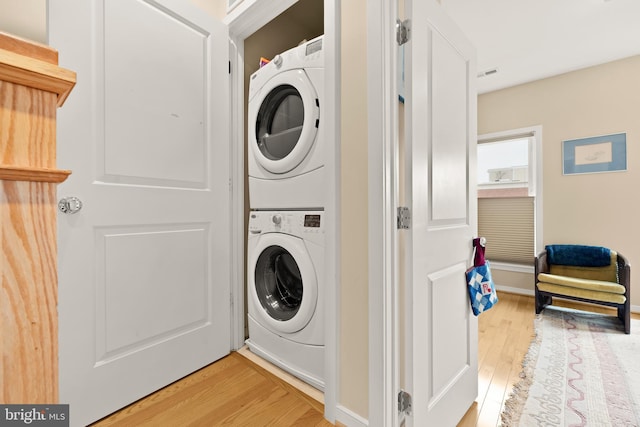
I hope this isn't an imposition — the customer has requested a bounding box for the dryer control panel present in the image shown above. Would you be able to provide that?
[248,35,324,101]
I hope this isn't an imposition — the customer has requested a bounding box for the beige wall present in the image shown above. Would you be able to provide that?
[339,0,369,418]
[479,55,640,307]
[0,0,46,43]
[190,0,227,19]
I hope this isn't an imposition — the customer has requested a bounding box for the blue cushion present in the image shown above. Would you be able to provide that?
[546,244,611,267]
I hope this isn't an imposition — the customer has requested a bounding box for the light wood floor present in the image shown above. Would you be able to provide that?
[458,292,537,427]
[90,351,332,426]
[458,292,640,427]
[91,292,636,426]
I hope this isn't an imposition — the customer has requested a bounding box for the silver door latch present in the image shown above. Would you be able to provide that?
[58,196,83,214]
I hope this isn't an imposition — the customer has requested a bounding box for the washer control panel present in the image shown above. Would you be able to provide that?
[249,210,324,242]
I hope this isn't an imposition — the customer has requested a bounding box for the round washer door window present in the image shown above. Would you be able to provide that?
[254,245,302,321]
[250,234,318,334]
[250,69,319,174]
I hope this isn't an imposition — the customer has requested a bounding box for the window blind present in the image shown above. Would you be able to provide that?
[478,197,534,265]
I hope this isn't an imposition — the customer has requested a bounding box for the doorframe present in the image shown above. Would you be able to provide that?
[224,0,340,422]
[367,0,400,426]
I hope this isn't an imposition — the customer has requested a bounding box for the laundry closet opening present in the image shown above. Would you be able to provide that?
[241,0,325,392]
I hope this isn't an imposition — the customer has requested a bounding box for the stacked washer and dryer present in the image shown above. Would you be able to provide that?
[246,35,325,391]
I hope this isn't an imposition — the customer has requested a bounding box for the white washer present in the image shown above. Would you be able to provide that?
[248,36,325,210]
[246,210,324,390]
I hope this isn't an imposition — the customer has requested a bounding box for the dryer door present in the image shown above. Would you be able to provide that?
[249,69,320,174]
[249,233,318,334]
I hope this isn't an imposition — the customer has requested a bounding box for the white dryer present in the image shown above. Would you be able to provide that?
[248,36,325,210]
[246,210,324,390]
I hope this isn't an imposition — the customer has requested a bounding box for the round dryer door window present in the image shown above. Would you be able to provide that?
[250,234,318,334]
[256,85,304,163]
[250,69,319,174]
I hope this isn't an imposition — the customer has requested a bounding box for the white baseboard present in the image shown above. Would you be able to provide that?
[495,284,534,296]
[335,405,368,427]
[495,284,640,314]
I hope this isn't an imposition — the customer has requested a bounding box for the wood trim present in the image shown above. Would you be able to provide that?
[0,31,74,404]
[0,48,76,107]
[0,165,71,183]
[0,32,58,65]
[1,181,59,403]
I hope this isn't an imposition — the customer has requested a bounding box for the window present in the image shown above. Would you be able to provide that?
[477,127,542,267]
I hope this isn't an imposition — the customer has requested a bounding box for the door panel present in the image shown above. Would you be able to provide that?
[103,1,208,187]
[431,30,468,222]
[430,263,471,397]
[50,0,231,425]
[97,226,209,360]
[404,0,478,425]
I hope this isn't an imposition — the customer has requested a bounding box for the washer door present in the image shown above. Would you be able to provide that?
[250,233,318,334]
[250,69,320,174]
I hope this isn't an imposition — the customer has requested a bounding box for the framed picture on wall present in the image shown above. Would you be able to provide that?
[562,132,627,175]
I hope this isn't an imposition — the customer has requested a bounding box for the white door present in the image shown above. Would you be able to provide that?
[50,1,231,425]
[403,0,478,425]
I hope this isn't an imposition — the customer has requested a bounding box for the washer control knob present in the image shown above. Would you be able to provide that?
[272,54,283,68]
[272,214,282,225]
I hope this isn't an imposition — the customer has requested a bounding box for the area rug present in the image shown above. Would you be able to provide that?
[501,306,640,426]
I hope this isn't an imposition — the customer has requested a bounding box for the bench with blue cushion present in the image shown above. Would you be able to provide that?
[535,244,631,334]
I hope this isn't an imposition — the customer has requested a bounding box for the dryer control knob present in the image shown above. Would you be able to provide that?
[272,54,283,68]
[272,214,282,225]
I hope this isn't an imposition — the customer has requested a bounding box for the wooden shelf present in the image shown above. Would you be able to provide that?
[0,32,58,65]
[0,165,71,183]
[0,43,76,107]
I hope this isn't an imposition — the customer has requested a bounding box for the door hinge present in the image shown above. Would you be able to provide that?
[396,19,411,46]
[397,206,411,230]
[398,389,413,416]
